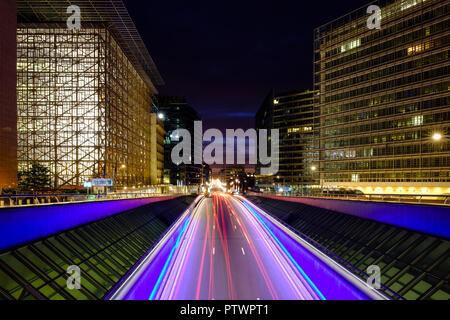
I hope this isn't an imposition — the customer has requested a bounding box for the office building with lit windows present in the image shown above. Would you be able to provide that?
[0,0,18,191]
[16,0,164,188]
[256,89,318,192]
[314,0,450,195]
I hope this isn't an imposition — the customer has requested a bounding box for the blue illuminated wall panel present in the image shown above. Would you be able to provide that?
[0,196,179,251]
[263,196,450,239]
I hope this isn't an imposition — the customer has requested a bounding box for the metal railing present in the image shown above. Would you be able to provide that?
[0,192,187,208]
[248,192,450,206]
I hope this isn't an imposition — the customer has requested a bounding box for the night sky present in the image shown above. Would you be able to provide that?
[123,0,370,131]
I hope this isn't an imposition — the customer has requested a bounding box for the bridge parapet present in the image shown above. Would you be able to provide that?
[0,195,181,251]
[250,194,450,239]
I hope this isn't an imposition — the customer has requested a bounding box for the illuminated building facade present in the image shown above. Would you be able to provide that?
[255,89,318,192]
[219,165,246,190]
[150,114,166,185]
[16,1,164,188]
[0,0,18,190]
[314,0,450,195]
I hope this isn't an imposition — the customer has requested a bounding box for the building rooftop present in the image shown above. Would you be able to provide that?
[17,0,164,89]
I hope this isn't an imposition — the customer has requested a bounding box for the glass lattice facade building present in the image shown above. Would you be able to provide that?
[314,0,450,195]
[0,0,18,190]
[17,25,158,188]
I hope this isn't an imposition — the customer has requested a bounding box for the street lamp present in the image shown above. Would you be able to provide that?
[433,133,443,141]
[158,113,165,120]
[311,166,320,196]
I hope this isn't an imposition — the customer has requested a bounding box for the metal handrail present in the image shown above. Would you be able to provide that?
[0,192,188,208]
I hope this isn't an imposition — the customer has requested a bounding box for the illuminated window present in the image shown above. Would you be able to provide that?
[401,0,424,11]
[412,115,424,126]
[288,127,313,134]
[408,41,434,55]
[382,0,425,19]
[340,39,361,53]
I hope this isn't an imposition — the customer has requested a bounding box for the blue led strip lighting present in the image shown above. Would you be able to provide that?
[149,218,190,300]
[242,201,326,300]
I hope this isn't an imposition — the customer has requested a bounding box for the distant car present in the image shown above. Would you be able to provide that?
[204,187,222,198]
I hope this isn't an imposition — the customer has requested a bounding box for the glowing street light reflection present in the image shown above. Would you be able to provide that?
[433,133,443,141]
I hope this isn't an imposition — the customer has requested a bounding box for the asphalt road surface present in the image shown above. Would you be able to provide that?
[156,193,323,300]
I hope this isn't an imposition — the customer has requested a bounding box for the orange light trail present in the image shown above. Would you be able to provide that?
[195,200,210,300]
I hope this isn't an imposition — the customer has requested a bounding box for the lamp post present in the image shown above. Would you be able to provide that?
[120,164,127,190]
[432,133,443,182]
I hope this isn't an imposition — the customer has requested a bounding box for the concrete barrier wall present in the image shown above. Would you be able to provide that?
[260,196,450,239]
[0,196,180,251]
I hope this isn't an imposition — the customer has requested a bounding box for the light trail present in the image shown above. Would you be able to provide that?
[165,199,203,300]
[110,193,388,301]
[241,200,326,300]
[228,195,320,299]
[222,195,279,299]
[217,195,236,300]
[195,202,210,300]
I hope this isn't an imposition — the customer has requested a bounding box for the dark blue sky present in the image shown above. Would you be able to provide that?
[123,0,370,130]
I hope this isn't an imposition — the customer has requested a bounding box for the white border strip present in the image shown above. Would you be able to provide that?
[108,196,203,300]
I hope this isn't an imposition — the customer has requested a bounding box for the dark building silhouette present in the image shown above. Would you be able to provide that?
[157,96,204,186]
[255,89,318,192]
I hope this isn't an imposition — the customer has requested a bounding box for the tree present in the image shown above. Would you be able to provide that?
[18,163,51,191]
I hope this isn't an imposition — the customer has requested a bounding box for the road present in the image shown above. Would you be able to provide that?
[159,193,323,300]
[111,193,384,300]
